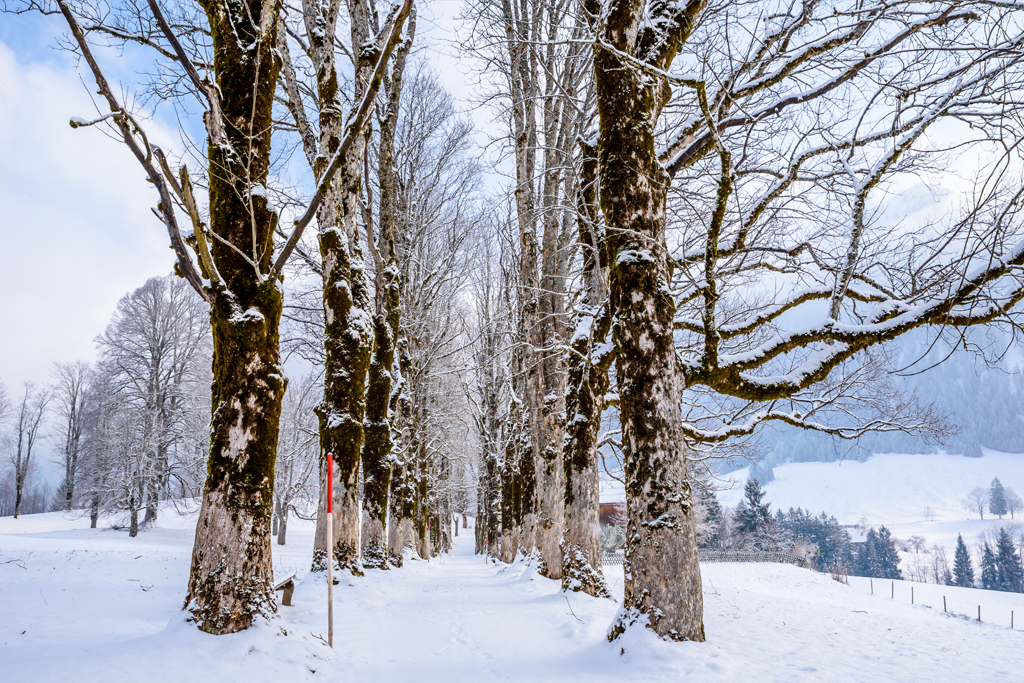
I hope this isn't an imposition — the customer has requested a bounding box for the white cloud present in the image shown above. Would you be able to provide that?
[0,41,176,389]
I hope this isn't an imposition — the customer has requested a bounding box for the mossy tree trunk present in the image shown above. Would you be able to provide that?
[414,434,432,559]
[585,0,706,642]
[183,0,286,635]
[387,343,416,565]
[499,394,524,562]
[561,143,611,598]
[310,0,376,576]
[360,15,414,569]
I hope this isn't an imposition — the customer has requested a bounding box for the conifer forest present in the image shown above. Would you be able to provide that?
[1,0,1024,680]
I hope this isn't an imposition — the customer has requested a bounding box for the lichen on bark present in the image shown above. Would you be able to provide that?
[183,0,286,635]
[586,0,707,642]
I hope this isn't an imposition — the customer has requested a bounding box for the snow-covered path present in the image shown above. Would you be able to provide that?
[320,534,621,681]
[2,511,1021,682]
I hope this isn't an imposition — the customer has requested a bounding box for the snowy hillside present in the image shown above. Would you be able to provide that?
[718,450,1024,552]
[2,507,1021,682]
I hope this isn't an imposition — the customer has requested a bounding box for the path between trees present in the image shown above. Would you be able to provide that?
[1,512,1020,682]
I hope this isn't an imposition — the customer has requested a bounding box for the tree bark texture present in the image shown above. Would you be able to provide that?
[184,0,286,635]
[499,397,524,562]
[388,344,416,565]
[590,0,706,642]
[312,0,375,576]
[361,16,414,569]
[561,143,611,598]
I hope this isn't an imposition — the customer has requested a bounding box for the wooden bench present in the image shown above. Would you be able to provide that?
[274,574,296,606]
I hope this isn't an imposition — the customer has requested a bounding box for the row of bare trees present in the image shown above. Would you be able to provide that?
[0,276,210,527]
[18,0,1024,648]
[462,0,1024,644]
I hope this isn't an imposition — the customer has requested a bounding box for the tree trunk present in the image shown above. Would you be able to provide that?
[415,450,432,559]
[143,441,167,525]
[277,506,288,546]
[272,496,281,536]
[388,438,416,565]
[129,506,139,538]
[388,464,415,565]
[361,311,395,568]
[90,495,99,528]
[360,22,413,568]
[186,280,285,633]
[499,421,521,563]
[561,143,611,598]
[478,447,500,554]
[184,0,285,635]
[311,0,376,576]
[13,477,23,519]
[591,10,704,641]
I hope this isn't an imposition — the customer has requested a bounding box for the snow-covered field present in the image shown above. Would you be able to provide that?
[718,450,1024,551]
[2,508,1021,682]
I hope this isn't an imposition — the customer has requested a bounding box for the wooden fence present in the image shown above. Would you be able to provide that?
[601,550,806,567]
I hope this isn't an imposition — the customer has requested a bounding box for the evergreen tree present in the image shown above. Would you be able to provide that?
[734,477,772,535]
[854,526,903,579]
[856,528,880,577]
[876,526,903,580]
[981,542,998,590]
[776,508,853,572]
[953,534,975,588]
[995,528,1024,593]
[696,485,723,549]
[733,477,779,550]
[989,477,1009,518]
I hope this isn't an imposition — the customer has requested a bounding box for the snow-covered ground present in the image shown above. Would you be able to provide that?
[2,508,1021,682]
[718,450,1024,551]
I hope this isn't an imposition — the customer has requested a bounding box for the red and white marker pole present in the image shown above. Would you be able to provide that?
[326,452,334,648]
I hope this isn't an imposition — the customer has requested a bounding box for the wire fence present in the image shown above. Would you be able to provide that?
[601,549,807,567]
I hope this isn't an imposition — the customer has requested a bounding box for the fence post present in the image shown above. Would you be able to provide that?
[870,579,873,595]
[943,596,946,613]
[891,581,894,599]
[911,586,914,605]
[978,605,981,622]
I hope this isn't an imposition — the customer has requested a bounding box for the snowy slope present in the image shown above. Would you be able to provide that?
[2,508,1021,682]
[718,449,1024,551]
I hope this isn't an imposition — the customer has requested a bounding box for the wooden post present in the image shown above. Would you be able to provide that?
[978,605,981,622]
[1012,610,1014,629]
[327,452,334,648]
[943,596,946,612]
[911,586,914,605]
[870,579,873,595]
[891,581,894,599]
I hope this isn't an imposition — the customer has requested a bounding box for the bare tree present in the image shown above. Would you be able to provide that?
[274,373,320,546]
[95,276,209,526]
[468,223,511,556]
[360,12,417,570]
[6,383,51,518]
[0,380,9,426]
[465,0,593,577]
[23,0,411,632]
[965,486,990,520]
[50,361,91,510]
[1006,487,1023,520]
[273,0,416,576]
[579,0,1024,642]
